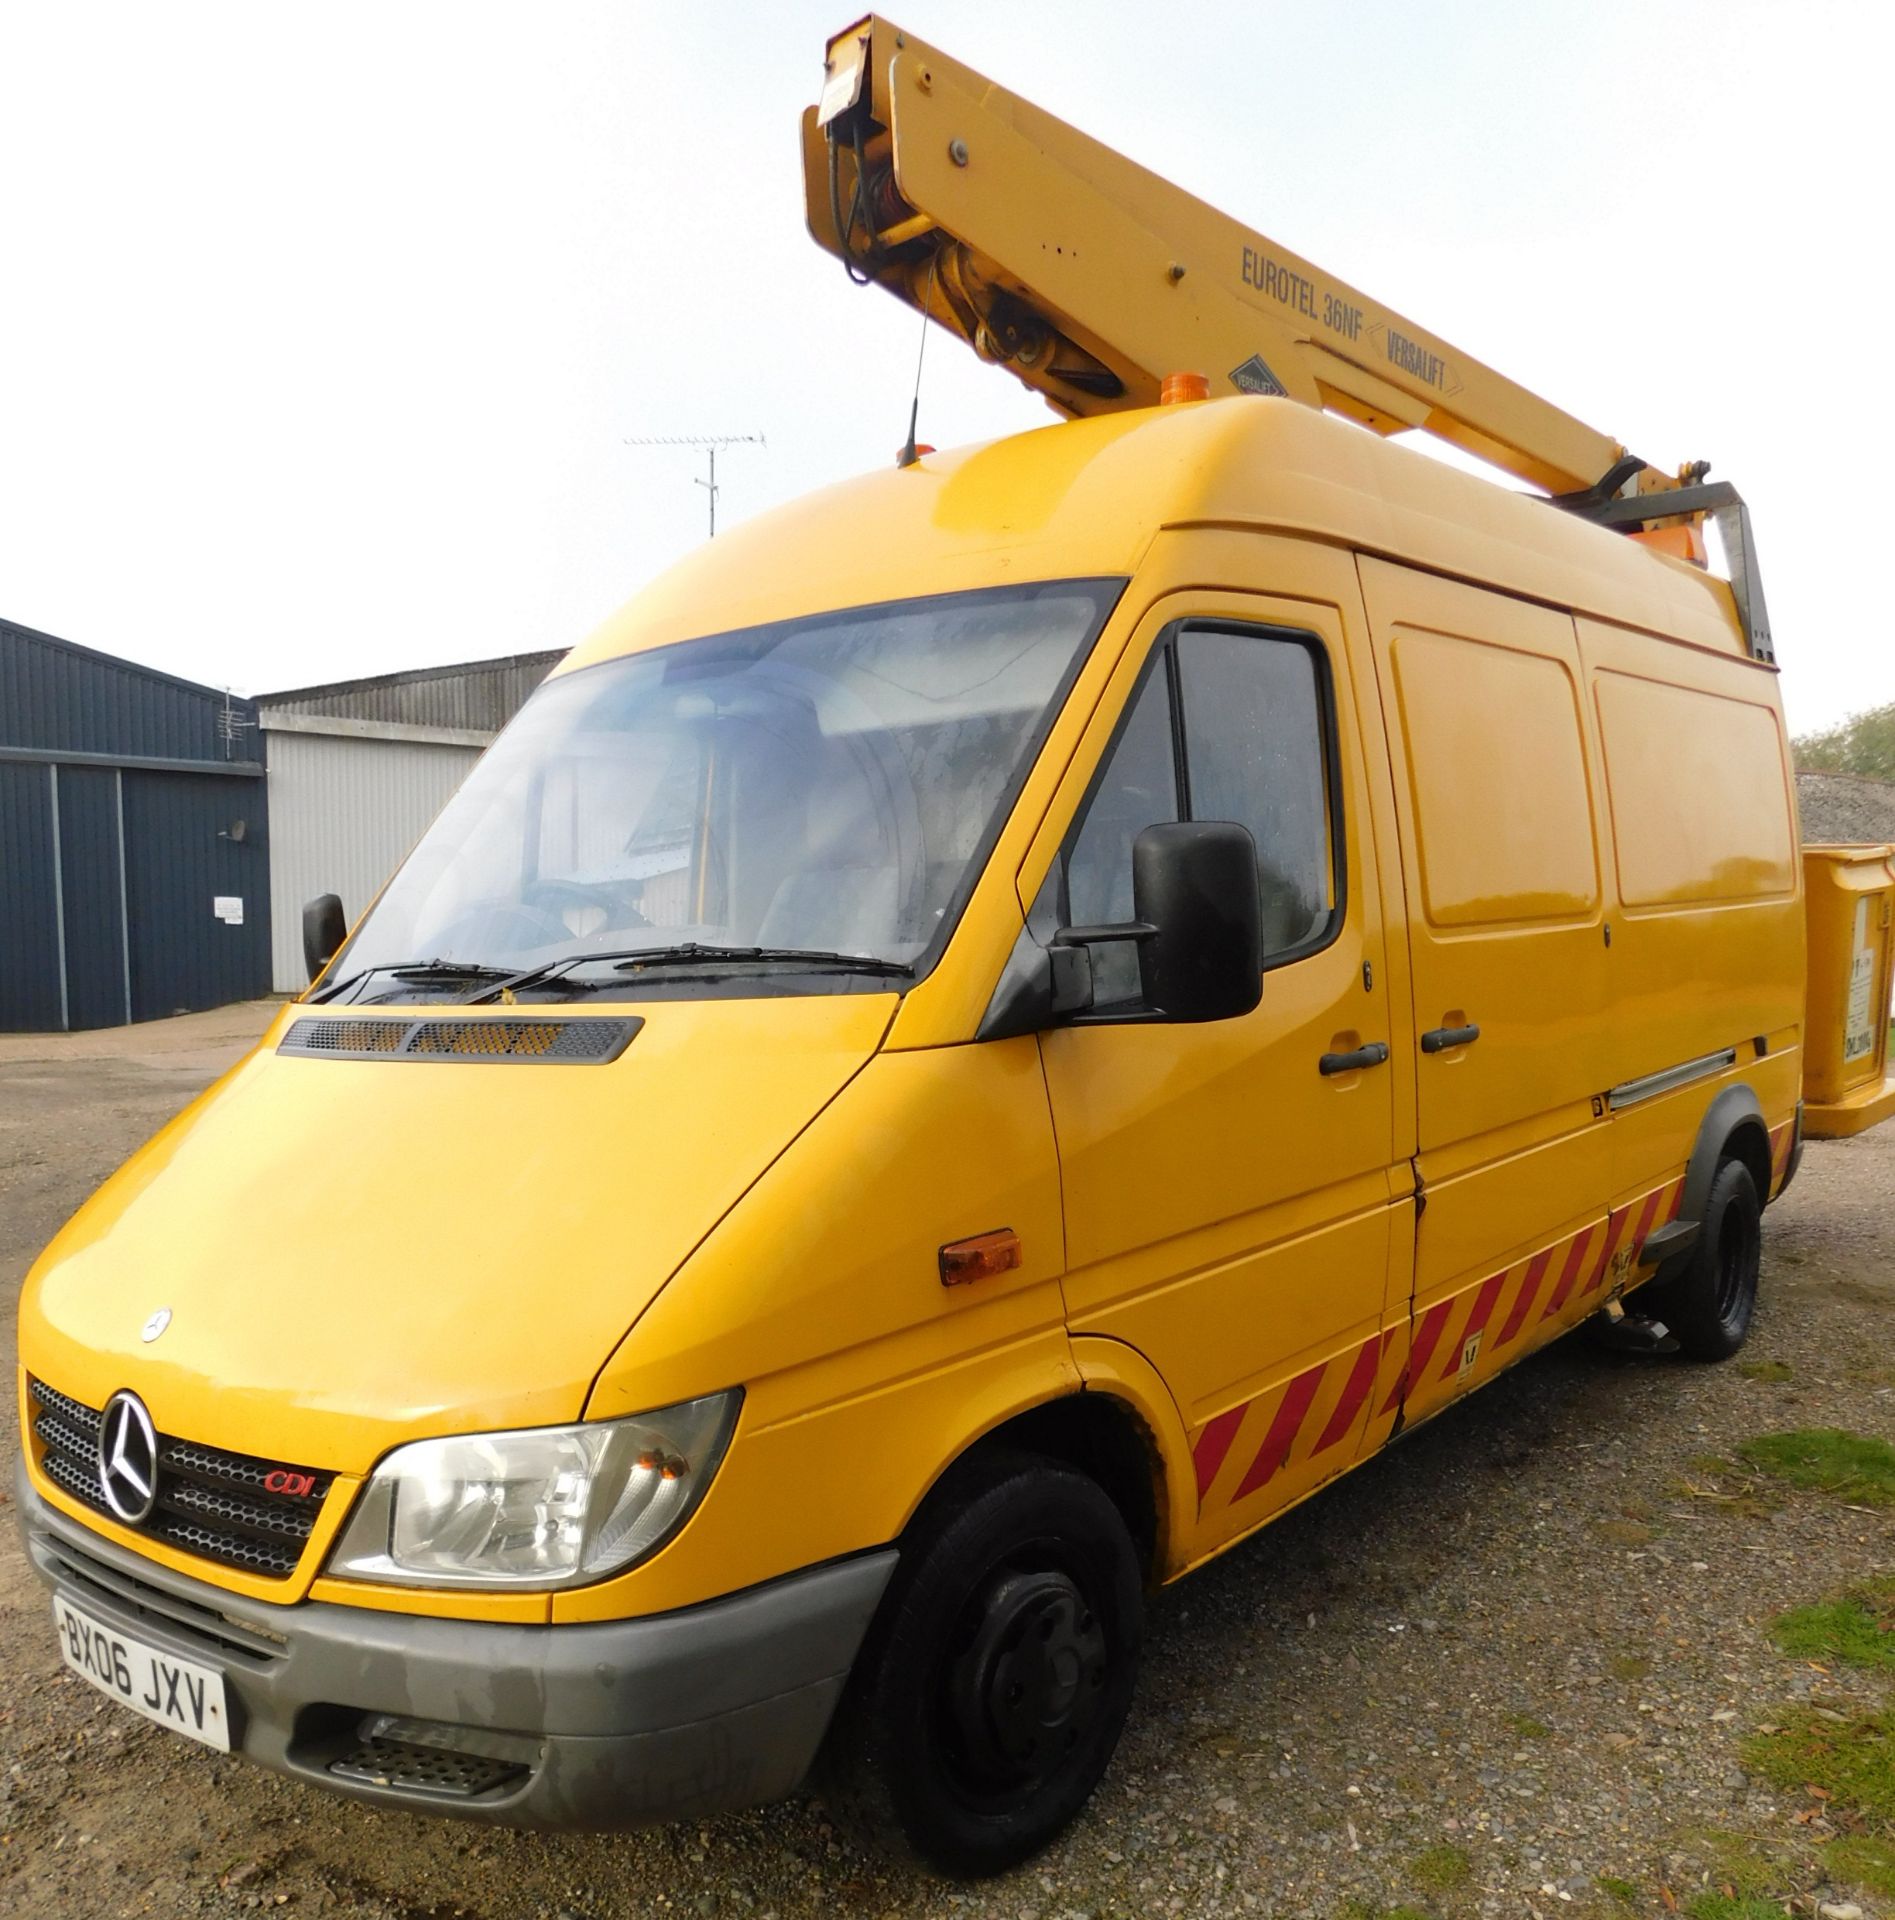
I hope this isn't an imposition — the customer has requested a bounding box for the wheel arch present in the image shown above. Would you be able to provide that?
[1678,1084,1773,1226]
[900,1338,1194,1588]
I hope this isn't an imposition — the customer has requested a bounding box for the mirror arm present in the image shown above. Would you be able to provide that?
[977,927,1097,1040]
[1047,943,1093,1016]
[1052,921,1157,946]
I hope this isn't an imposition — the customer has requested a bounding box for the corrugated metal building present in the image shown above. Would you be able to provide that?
[0,618,272,1031]
[257,652,561,991]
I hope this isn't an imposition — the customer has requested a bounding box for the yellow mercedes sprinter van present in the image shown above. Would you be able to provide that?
[18,397,1803,1873]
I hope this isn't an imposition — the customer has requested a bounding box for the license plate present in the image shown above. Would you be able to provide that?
[53,1596,231,1752]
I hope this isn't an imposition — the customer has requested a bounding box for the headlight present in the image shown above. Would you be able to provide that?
[326,1391,740,1589]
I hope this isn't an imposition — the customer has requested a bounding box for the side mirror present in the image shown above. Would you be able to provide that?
[1132,821,1262,1023]
[303,894,347,983]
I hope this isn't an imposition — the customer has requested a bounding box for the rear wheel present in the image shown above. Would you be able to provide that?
[820,1450,1142,1876]
[1642,1156,1761,1360]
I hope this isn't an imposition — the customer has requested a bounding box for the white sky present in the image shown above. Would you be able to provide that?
[1,1,1889,734]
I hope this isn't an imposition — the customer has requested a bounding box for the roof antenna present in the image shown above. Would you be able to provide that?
[896,262,938,469]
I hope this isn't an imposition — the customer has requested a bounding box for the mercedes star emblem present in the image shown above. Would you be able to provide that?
[97,1391,160,1525]
[141,1306,171,1343]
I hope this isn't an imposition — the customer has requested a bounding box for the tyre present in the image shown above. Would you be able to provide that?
[820,1449,1143,1876]
[1642,1156,1762,1360]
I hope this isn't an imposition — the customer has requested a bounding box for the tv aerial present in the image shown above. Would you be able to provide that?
[624,433,765,538]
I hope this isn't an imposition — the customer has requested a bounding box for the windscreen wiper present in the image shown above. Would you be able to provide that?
[310,958,514,1005]
[459,943,912,1005]
[456,946,689,1005]
[611,944,912,977]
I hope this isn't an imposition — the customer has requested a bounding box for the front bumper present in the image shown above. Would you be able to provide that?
[18,1468,895,1829]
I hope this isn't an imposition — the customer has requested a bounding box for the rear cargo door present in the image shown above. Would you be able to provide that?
[1358,559,1610,1427]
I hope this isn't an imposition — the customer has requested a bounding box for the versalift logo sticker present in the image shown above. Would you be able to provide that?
[1229,354,1288,397]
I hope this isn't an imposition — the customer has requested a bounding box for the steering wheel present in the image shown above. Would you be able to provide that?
[520,877,651,928]
[514,875,656,940]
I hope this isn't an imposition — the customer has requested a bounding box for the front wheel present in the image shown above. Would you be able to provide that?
[820,1450,1143,1876]
[1643,1157,1762,1360]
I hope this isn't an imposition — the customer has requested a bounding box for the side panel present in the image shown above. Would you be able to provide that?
[1578,615,1804,1202]
[0,762,64,1032]
[1358,557,1611,1427]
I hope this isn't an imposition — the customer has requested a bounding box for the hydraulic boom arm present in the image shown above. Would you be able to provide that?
[803,17,1685,506]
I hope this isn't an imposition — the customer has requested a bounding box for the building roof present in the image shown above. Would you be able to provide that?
[256,650,564,734]
[0,615,260,766]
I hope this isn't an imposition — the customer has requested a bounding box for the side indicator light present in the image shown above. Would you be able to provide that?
[939,1229,1022,1287]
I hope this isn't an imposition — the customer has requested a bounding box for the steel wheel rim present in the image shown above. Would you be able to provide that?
[1713,1191,1760,1324]
[931,1537,1115,1811]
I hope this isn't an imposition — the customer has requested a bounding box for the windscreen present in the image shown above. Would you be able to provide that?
[331,581,1118,997]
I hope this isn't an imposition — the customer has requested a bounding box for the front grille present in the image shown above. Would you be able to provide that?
[28,1377,332,1581]
[279,1014,641,1064]
[285,1017,407,1054]
[35,1531,288,1666]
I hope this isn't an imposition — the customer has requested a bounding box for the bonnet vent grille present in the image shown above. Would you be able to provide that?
[279,1016,641,1064]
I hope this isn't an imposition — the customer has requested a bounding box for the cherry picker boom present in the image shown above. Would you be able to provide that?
[802,16,1773,664]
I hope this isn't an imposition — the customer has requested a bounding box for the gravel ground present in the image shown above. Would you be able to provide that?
[1796,772,1895,846]
[2,1009,1892,1920]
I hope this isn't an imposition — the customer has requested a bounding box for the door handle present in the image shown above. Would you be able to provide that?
[1319,1041,1390,1076]
[1420,1022,1481,1053]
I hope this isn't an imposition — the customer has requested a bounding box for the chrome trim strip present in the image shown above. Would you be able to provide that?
[1608,1047,1739,1112]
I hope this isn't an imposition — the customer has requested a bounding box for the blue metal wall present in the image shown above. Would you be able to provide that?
[0,621,239,762]
[0,617,270,1032]
[0,762,63,1030]
[56,765,130,1030]
[122,771,269,1021]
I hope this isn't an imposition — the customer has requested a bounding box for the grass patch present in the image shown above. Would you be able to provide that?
[1739,1429,1895,1506]
[1408,1845,1472,1892]
[1505,1712,1552,1739]
[1672,1456,1783,1521]
[1826,1833,1895,1897]
[1342,1905,1436,1920]
[1770,1580,1895,1672]
[1737,1359,1795,1383]
[1598,1518,1657,1548]
[1608,1653,1652,1683]
[1672,1825,1816,1919]
[1596,1877,1640,1907]
[1685,1829,1785,1900]
[1743,1708,1895,1828]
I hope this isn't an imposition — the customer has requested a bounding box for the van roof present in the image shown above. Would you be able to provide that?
[561,398,1751,673]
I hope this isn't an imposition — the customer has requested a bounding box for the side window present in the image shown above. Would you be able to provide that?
[1059,623,1339,1012]
[1065,657,1180,1004]
[1175,628,1335,956]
